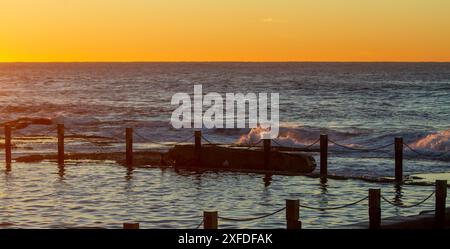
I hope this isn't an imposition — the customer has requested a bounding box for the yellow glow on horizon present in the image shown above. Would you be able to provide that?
[1,0,450,62]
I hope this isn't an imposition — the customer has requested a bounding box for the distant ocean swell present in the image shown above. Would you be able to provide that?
[1,116,449,163]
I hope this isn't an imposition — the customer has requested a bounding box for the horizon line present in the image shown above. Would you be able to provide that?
[1,60,450,63]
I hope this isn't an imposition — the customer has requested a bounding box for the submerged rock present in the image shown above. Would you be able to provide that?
[15,155,45,163]
[167,145,316,173]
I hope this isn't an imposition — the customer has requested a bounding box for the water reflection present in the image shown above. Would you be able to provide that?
[394,184,403,205]
[193,173,203,191]
[5,163,11,174]
[319,179,328,194]
[125,166,134,182]
[318,179,329,209]
[58,165,65,180]
[263,174,272,187]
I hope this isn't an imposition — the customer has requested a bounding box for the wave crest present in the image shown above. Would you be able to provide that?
[412,129,450,151]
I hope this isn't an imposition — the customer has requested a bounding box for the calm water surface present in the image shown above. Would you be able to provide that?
[0,161,443,229]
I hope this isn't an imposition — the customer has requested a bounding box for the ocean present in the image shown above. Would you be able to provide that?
[0,62,449,228]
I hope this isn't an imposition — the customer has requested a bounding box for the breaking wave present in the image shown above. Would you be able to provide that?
[236,125,450,159]
[237,125,368,147]
[411,129,450,151]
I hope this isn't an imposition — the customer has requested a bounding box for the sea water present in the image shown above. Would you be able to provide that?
[0,62,449,228]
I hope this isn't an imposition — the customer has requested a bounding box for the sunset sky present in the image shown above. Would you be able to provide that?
[1,0,450,62]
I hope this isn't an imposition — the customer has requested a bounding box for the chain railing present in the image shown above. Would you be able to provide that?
[3,125,449,186]
[2,124,448,229]
[218,207,286,222]
[114,184,450,229]
[299,196,369,211]
[403,142,449,159]
[133,129,194,147]
[272,138,320,150]
[328,139,394,153]
[193,185,444,229]
[381,191,435,209]
[194,220,204,229]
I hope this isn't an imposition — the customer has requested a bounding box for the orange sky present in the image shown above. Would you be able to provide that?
[1,0,450,62]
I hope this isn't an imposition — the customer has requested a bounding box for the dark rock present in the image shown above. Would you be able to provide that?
[167,145,316,173]
[15,155,45,163]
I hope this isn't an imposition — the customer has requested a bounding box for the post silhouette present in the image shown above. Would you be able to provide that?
[263,138,271,171]
[126,128,133,166]
[320,134,328,179]
[369,188,381,229]
[57,124,64,166]
[435,180,447,228]
[194,130,201,166]
[203,211,218,229]
[394,137,403,182]
[286,199,301,229]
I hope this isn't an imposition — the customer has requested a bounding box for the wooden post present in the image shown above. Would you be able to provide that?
[394,137,403,183]
[286,199,301,229]
[4,125,11,166]
[263,138,271,171]
[369,189,381,229]
[126,128,133,166]
[123,223,139,229]
[435,180,447,228]
[194,130,201,166]
[203,211,218,229]
[320,134,328,179]
[57,124,64,166]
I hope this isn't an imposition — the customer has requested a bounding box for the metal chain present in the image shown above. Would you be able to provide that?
[381,191,435,209]
[403,143,449,158]
[133,130,195,147]
[194,220,204,229]
[201,135,222,146]
[328,139,394,152]
[218,207,286,222]
[239,140,264,150]
[299,196,369,211]
[64,127,111,147]
[272,138,320,150]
